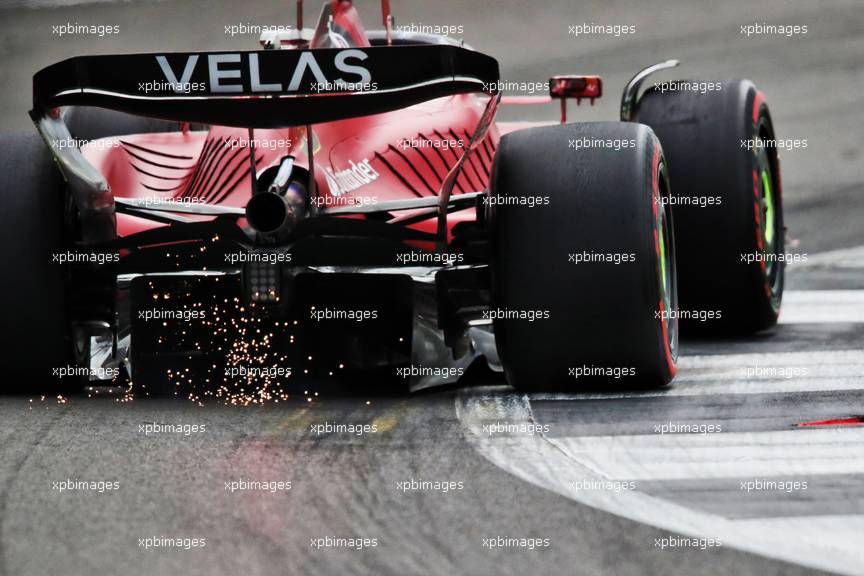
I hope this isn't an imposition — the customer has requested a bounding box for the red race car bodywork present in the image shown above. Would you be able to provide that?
[25,0,693,395]
[81,93,504,242]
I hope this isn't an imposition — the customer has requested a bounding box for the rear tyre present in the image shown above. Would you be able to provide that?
[634,80,783,334]
[0,133,81,394]
[490,122,677,391]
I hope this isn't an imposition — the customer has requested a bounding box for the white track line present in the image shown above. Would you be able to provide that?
[550,429,864,480]
[5,0,129,7]
[780,290,864,323]
[791,245,864,269]
[456,284,864,574]
[456,389,864,576]
[530,349,864,400]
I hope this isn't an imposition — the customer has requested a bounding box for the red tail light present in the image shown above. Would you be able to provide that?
[550,75,603,105]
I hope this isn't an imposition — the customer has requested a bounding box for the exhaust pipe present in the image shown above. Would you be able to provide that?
[245,157,307,240]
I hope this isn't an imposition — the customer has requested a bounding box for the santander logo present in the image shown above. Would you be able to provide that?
[323,158,379,196]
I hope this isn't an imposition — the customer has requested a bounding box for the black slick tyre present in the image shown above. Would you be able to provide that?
[0,132,81,394]
[489,122,678,391]
[634,80,783,334]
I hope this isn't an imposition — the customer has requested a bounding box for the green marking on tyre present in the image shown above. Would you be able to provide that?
[659,221,667,294]
[761,169,774,245]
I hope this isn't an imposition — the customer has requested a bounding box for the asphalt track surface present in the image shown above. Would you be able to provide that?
[1,1,863,575]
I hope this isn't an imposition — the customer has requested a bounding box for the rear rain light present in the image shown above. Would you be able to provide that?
[796,416,864,428]
[550,75,603,104]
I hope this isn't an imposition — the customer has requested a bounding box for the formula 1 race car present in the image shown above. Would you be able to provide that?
[0,0,784,398]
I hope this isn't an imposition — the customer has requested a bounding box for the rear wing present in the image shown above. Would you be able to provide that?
[31,45,499,128]
[30,44,500,244]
